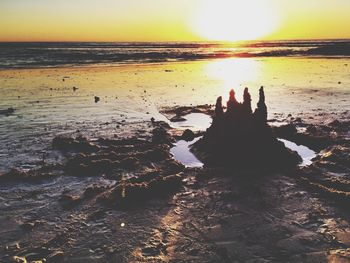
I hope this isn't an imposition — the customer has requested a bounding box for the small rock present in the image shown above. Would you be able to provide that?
[181,129,195,141]
[152,126,173,144]
[170,115,186,122]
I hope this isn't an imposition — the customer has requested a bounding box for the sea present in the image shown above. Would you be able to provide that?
[0,40,350,69]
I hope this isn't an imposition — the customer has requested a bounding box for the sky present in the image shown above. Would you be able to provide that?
[1,0,350,42]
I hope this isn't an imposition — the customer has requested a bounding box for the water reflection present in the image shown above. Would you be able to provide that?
[206,58,260,101]
[279,139,317,166]
[170,137,203,168]
[169,113,212,131]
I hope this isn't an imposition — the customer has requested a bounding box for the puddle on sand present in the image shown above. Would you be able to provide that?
[168,113,209,168]
[169,113,212,131]
[170,137,203,168]
[279,139,317,166]
[172,137,317,168]
[169,113,316,168]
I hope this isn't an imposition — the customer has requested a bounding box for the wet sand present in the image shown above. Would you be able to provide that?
[0,57,349,172]
[0,116,349,262]
[0,57,350,262]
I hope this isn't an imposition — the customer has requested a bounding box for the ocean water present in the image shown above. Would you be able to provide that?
[0,40,350,69]
[0,41,349,172]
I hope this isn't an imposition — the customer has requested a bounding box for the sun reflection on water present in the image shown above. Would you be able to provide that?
[206,58,260,102]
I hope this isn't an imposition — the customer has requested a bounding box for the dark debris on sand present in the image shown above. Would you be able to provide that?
[161,104,214,121]
[272,115,350,207]
[297,143,350,207]
[1,90,350,262]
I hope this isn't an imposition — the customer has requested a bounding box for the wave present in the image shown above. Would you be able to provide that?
[0,40,349,69]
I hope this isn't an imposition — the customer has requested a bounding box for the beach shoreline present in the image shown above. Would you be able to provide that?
[0,56,349,262]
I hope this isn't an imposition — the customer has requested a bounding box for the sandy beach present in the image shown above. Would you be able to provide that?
[0,55,349,262]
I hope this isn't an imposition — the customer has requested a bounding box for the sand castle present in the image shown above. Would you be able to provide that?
[193,87,301,169]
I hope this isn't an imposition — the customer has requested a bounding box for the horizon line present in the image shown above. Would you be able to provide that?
[1,38,350,44]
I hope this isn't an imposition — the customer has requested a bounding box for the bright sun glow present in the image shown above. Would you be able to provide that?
[192,0,280,41]
[206,58,260,101]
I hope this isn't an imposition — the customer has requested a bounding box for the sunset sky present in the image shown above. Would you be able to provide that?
[1,0,350,42]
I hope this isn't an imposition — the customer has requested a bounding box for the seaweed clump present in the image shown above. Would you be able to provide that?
[192,87,301,169]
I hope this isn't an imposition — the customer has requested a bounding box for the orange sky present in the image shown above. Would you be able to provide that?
[1,0,350,42]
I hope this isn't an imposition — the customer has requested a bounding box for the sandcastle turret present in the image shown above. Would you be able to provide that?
[243,87,252,115]
[215,96,224,117]
[254,86,267,122]
[226,89,239,114]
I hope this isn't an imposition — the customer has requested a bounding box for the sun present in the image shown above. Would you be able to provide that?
[191,0,280,42]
